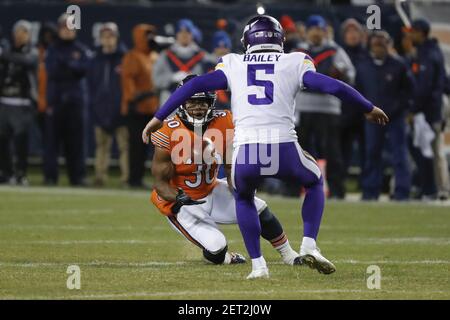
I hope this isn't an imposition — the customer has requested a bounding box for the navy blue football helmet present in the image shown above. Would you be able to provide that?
[176,75,216,127]
[241,15,285,53]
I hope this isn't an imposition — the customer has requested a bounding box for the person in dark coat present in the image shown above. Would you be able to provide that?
[88,22,128,187]
[408,19,450,200]
[0,20,38,185]
[340,18,368,189]
[44,13,90,186]
[357,31,415,200]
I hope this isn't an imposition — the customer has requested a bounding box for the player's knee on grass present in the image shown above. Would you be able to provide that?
[259,207,284,241]
[202,232,227,264]
[203,245,228,264]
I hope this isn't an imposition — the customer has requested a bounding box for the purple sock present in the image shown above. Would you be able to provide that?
[302,177,325,239]
[235,194,262,259]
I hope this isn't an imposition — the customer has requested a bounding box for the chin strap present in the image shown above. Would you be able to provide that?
[184,109,213,127]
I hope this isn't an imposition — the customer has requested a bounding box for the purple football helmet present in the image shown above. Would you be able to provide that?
[241,15,285,53]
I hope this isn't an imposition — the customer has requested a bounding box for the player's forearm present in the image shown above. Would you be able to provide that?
[154,70,228,120]
[154,180,178,202]
[303,71,373,113]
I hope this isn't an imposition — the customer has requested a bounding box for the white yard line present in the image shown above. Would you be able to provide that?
[0,237,449,246]
[0,224,167,231]
[7,208,116,215]
[1,259,449,269]
[0,239,181,245]
[1,288,449,300]
[1,223,448,231]
[1,185,450,206]
[0,261,186,268]
[333,259,450,265]
[0,185,149,198]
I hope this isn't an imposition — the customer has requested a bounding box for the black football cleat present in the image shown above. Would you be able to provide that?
[229,252,246,264]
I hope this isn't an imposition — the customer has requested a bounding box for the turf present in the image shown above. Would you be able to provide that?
[0,185,449,300]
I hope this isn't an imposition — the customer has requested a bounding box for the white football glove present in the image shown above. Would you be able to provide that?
[172,71,188,84]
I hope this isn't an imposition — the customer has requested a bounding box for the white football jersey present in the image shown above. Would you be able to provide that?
[215,52,316,146]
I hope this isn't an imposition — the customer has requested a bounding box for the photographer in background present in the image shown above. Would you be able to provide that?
[0,20,38,186]
[121,23,159,188]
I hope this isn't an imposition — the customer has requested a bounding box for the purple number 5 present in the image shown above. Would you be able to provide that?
[247,64,274,105]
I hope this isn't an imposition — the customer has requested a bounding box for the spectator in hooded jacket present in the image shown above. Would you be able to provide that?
[89,22,128,188]
[357,30,415,200]
[408,19,450,200]
[44,13,90,186]
[121,23,159,188]
[0,20,38,186]
[152,19,210,104]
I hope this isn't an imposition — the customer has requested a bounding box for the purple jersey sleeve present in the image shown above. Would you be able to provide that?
[303,71,374,113]
[154,70,228,120]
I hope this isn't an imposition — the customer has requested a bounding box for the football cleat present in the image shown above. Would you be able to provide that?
[299,247,336,274]
[282,251,301,266]
[229,252,247,264]
[246,267,270,280]
[292,256,305,266]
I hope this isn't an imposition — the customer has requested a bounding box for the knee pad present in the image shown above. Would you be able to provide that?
[259,207,274,223]
[203,245,228,265]
[259,208,284,242]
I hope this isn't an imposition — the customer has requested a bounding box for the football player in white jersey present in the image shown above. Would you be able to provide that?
[142,15,389,279]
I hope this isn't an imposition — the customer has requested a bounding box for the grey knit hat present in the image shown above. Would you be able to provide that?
[12,19,32,34]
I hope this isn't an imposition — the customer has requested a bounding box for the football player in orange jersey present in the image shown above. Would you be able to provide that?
[150,75,301,266]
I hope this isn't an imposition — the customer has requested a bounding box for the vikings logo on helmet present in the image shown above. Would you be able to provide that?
[241,15,285,54]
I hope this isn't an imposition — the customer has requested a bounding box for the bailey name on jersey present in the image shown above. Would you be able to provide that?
[243,53,282,62]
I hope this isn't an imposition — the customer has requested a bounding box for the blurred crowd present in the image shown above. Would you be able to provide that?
[0,12,449,201]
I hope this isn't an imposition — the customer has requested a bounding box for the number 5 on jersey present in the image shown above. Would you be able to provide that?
[247,64,274,105]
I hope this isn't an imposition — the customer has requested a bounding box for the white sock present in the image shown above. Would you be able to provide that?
[301,237,316,250]
[274,240,298,265]
[251,256,267,270]
[223,252,231,264]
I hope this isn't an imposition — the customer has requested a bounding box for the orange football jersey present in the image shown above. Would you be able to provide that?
[150,110,234,216]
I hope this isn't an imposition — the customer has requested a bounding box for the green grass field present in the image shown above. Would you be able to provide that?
[0,185,449,300]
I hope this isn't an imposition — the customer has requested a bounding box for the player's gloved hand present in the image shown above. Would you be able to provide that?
[142,117,163,144]
[171,188,206,214]
[365,106,389,126]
